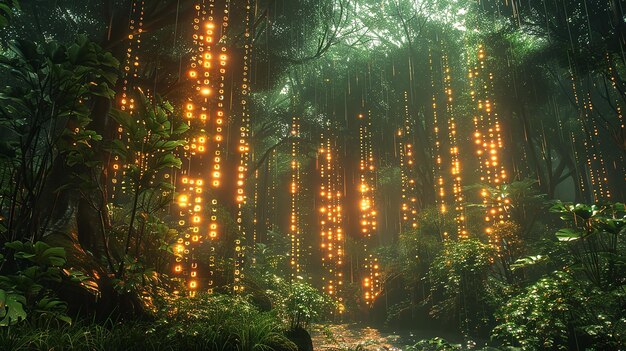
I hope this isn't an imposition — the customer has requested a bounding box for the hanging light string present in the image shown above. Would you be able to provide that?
[112,0,145,200]
[206,0,230,293]
[233,0,253,293]
[442,51,467,239]
[319,131,333,296]
[470,44,510,249]
[267,149,278,234]
[568,62,611,202]
[319,126,345,313]
[399,91,419,230]
[289,115,302,278]
[358,112,380,305]
[333,134,345,314]
[174,0,214,295]
[429,49,447,240]
[605,52,626,184]
[175,176,204,293]
[565,60,589,197]
[585,93,611,200]
[251,168,259,260]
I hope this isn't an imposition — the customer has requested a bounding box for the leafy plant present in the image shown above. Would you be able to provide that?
[0,241,73,326]
[428,239,496,336]
[550,202,626,290]
[0,35,118,243]
[108,92,187,280]
[157,293,296,351]
[0,0,18,27]
[278,278,336,330]
[493,202,626,350]
[493,271,582,350]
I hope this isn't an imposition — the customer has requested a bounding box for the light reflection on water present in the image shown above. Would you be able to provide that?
[310,323,417,351]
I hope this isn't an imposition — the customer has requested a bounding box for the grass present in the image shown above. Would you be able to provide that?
[0,294,298,351]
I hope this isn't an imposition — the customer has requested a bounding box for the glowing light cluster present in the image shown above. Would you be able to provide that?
[429,50,447,238]
[469,45,509,248]
[112,0,145,199]
[174,0,235,294]
[205,0,232,293]
[233,0,253,292]
[357,113,380,305]
[442,52,467,239]
[319,130,345,310]
[175,177,205,294]
[568,66,612,202]
[605,53,626,183]
[399,92,419,230]
[584,94,611,201]
[289,116,302,278]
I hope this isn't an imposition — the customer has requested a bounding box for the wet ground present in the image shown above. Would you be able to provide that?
[310,323,464,350]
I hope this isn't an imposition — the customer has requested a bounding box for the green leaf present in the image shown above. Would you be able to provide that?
[573,203,592,219]
[511,255,547,270]
[63,268,100,297]
[556,228,582,242]
[4,240,28,252]
[613,203,625,213]
[0,289,27,326]
[38,246,66,267]
[172,122,190,135]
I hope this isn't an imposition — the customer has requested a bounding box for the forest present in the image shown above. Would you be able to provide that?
[0,0,625,350]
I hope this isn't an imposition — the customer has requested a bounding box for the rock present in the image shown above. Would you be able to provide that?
[285,327,314,351]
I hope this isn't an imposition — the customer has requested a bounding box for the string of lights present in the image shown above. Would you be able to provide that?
[319,127,345,313]
[112,0,145,200]
[399,92,419,230]
[429,50,447,240]
[251,168,259,261]
[569,68,611,202]
[206,0,231,293]
[289,115,302,278]
[605,53,626,183]
[469,44,509,249]
[233,0,253,293]
[566,69,588,197]
[442,52,467,239]
[358,112,380,305]
[174,0,215,295]
[585,93,611,200]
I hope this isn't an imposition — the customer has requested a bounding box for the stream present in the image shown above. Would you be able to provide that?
[310,324,465,350]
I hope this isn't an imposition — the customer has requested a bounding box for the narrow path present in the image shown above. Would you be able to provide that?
[310,324,466,351]
[310,324,403,350]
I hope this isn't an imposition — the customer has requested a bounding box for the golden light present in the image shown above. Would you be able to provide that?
[469,45,510,248]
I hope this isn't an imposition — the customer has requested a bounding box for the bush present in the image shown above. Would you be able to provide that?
[276,279,336,330]
[428,239,496,336]
[493,270,625,350]
[157,293,297,351]
[0,293,298,350]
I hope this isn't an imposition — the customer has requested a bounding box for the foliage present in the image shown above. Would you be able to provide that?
[277,278,336,330]
[0,292,300,350]
[428,239,496,336]
[108,92,187,278]
[0,0,18,27]
[0,241,96,326]
[157,293,297,351]
[246,230,337,329]
[0,0,624,349]
[549,202,626,290]
[0,35,118,242]
[492,202,626,349]
[405,337,462,351]
[493,271,625,350]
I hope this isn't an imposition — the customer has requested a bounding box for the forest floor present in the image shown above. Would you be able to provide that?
[310,323,464,350]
